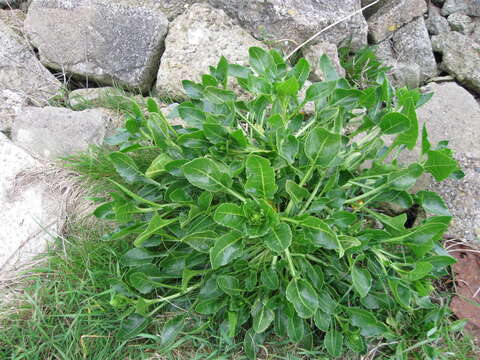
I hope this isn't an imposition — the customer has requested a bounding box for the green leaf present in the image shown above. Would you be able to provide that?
[317,290,337,315]
[331,211,357,228]
[245,154,277,199]
[195,298,226,315]
[120,248,161,266]
[287,312,306,342]
[424,150,458,181]
[421,124,431,155]
[300,216,342,252]
[305,81,337,102]
[290,58,311,87]
[285,180,309,204]
[182,80,204,99]
[134,214,177,247]
[286,278,319,318]
[252,300,275,333]
[347,308,389,337]
[388,163,423,191]
[351,266,372,298]
[244,328,263,360]
[210,230,244,269]
[379,112,411,134]
[324,328,343,357]
[183,158,231,192]
[117,313,150,341]
[314,310,331,332]
[261,267,279,290]
[320,54,340,81]
[228,64,252,79]
[178,102,205,128]
[145,153,173,178]
[416,190,450,216]
[159,315,186,349]
[262,223,292,253]
[404,261,433,281]
[217,275,242,295]
[213,203,245,231]
[203,123,228,144]
[109,152,153,185]
[280,135,299,164]
[305,128,342,167]
[182,230,217,253]
[249,47,274,76]
[394,97,418,150]
[275,77,300,97]
[204,86,236,104]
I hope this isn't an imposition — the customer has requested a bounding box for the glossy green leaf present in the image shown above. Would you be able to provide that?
[305,81,337,102]
[204,86,236,104]
[159,315,186,349]
[347,308,389,337]
[416,190,450,216]
[134,214,177,247]
[245,154,277,199]
[305,128,342,167]
[262,223,292,253]
[210,230,244,269]
[252,300,275,334]
[300,216,341,251]
[183,158,231,192]
[425,149,458,181]
[182,80,204,99]
[217,275,242,295]
[120,248,161,266]
[117,313,150,341]
[324,328,343,357]
[388,163,423,191]
[352,266,372,298]
[178,102,205,128]
[314,310,331,332]
[109,152,152,184]
[379,112,411,134]
[275,77,300,96]
[182,230,217,253]
[249,47,274,76]
[285,180,309,204]
[280,135,299,164]
[286,278,319,318]
[213,203,245,231]
[244,328,263,360]
[290,58,311,87]
[145,153,173,178]
[261,267,279,290]
[320,54,340,81]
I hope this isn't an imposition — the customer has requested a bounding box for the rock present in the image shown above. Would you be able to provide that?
[432,0,446,6]
[376,17,437,85]
[442,0,480,16]
[156,3,263,99]
[0,89,26,134]
[431,31,480,93]
[399,82,480,241]
[0,9,25,36]
[0,19,61,108]
[69,87,122,108]
[12,107,108,160]
[157,0,199,21]
[0,133,63,274]
[361,0,389,19]
[392,63,422,89]
[367,0,427,43]
[447,13,474,33]
[207,0,368,51]
[301,42,345,82]
[25,0,169,92]
[426,4,451,35]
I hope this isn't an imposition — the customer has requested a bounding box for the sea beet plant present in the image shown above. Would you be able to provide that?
[91,47,462,358]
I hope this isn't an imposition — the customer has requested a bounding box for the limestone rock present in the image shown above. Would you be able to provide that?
[447,13,474,34]
[302,42,345,82]
[361,0,389,19]
[426,4,451,35]
[157,0,200,20]
[0,89,26,134]
[367,0,428,43]
[0,19,61,108]
[25,0,169,92]
[0,9,25,36]
[207,0,368,51]
[376,17,437,85]
[400,82,480,241]
[0,133,63,274]
[12,107,108,160]
[442,0,480,16]
[156,3,263,99]
[431,31,480,93]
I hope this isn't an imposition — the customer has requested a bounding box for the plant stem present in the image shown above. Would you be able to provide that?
[343,183,387,204]
[147,283,201,306]
[284,248,297,278]
[298,175,323,216]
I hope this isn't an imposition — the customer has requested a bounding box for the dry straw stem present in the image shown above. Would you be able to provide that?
[285,0,380,60]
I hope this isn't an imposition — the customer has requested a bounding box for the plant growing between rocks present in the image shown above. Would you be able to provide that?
[85,47,464,358]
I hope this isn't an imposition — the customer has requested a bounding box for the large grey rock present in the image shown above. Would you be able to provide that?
[12,107,108,160]
[207,0,368,51]
[0,133,63,274]
[157,0,199,20]
[376,17,437,85]
[367,0,428,43]
[400,82,480,241]
[302,42,345,82]
[25,0,169,92]
[0,89,26,133]
[156,3,263,99]
[431,31,480,93]
[426,3,451,35]
[442,0,480,16]
[0,9,25,36]
[361,0,389,19]
[0,18,61,115]
[447,13,474,34]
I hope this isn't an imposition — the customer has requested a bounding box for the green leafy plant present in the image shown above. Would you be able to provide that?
[87,47,463,358]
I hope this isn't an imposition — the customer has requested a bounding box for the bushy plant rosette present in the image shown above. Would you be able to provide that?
[95,47,462,357]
